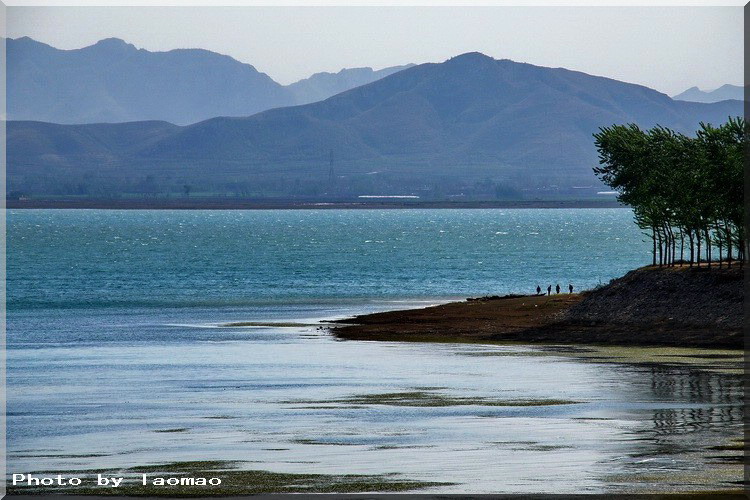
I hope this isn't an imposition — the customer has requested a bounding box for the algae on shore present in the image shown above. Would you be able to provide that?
[7,460,449,496]
[221,321,317,328]
[283,390,579,408]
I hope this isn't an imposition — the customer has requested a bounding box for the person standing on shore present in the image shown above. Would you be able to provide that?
[536,285,541,295]
[568,283,573,294]
[547,285,551,296]
[556,284,561,294]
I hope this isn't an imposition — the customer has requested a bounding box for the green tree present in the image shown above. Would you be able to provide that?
[593,117,746,268]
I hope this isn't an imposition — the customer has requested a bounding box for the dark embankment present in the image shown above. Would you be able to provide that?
[332,265,743,348]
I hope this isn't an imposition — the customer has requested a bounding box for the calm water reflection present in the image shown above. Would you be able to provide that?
[7,312,743,494]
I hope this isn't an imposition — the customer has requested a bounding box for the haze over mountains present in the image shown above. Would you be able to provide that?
[673,84,744,103]
[286,65,414,107]
[7,40,742,201]
[7,37,412,125]
[7,38,742,199]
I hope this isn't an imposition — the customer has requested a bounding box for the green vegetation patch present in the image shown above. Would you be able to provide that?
[567,345,744,374]
[490,442,573,451]
[8,460,449,496]
[221,321,316,328]
[709,443,745,452]
[12,453,110,459]
[457,350,551,357]
[128,461,238,473]
[371,444,435,450]
[290,438,360,446]
[285,391,578,408]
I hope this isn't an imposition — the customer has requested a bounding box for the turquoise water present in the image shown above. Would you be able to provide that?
[9,208,648,313]
[7,209,743,493]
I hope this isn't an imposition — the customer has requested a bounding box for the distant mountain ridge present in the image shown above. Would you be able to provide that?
[673,84,745,103]
[6,37,414,125]
[9,52,741,200]
[287,65,415,104]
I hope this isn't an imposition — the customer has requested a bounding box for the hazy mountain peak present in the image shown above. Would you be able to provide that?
[91,37,132,48]
[80,37,138,57]
[287,63,416,104]
[7,36,417,124]
[673,83,744,103]
[7,36,57,52]
[336,66,373,75]
[450,51,494,61]
[717,83,740,91]
[12,36,37,44]
[445,52,497,67]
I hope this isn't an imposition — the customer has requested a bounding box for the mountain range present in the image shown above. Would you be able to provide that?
[9,50,742,200]
[673,84,744,103]
[7,37,412,125]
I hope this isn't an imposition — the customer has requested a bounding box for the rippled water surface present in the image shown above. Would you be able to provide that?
[7,209,743,493]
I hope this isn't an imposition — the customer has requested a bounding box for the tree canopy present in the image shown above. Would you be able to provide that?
[593,117,746,267]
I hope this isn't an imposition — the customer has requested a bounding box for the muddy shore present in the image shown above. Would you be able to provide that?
[332,265,743,348]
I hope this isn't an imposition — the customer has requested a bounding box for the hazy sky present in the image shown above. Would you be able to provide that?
[6,6,743,94]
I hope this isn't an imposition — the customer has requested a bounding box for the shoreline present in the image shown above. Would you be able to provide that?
[7,198,623,210]
[331,266,743,349]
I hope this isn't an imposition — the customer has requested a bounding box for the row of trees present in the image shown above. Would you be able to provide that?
[593,117,745,268]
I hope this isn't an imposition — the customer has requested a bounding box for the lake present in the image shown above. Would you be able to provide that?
[7,209,743,493]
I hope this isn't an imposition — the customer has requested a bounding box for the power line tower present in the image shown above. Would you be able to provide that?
[327,149,335,188]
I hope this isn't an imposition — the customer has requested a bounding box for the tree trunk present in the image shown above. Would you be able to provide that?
[688,231,695,267]
[696,233,701,266]
[680,232,684,263]
[725,223,732,267]
[657,229,663,267]
[668,226,676,266]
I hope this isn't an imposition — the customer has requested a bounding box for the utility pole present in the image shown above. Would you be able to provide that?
[328,149,335,188]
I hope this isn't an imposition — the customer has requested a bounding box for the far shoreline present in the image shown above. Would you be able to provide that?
[7,198,624,210]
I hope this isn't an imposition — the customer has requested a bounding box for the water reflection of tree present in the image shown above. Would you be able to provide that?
[591,361,742,490]
[628,364,742,460]
[645,364,742,406]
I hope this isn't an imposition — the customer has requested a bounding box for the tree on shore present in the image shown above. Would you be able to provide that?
[593,117,746,268]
